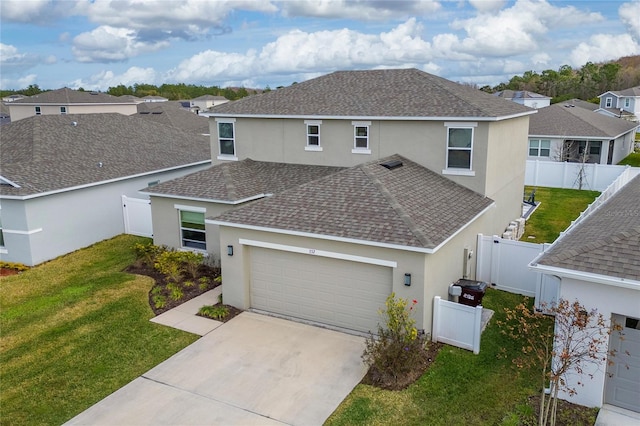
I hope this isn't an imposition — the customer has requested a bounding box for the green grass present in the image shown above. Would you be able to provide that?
[520,186,600,243]
[0,235,198,426]
[326,289,546,426]
[617,152,640,167]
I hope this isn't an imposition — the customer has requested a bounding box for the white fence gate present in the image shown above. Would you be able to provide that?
[525,160,639,191]
[122,196,153,238]
[432,296,483,354]
[476,234,558,310]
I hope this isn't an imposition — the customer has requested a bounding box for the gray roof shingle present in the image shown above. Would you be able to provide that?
[535,174,640,281]
[145,159,344,203]
[10,88,134,105]
[0,114,210,198]
[209,69,534,119]
[494,90,550,100]
[211,155,494,250]
[529,103,638,138]
[136,102,210,135]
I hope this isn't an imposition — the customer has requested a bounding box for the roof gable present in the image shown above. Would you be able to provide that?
[211,155,494,250]
[209,69,533,120]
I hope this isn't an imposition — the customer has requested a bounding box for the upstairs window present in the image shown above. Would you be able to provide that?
[605,97,613,108]
[529,139,551,157]
[35,106,41,115]
[216,118,236,159]
[179,209,206,251]
[60,106,67,114]
[352,121,371,154]
[624,98,631,108]
[305,120,322,151]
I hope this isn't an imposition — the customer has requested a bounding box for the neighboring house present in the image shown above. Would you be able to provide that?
[118,94,144,104]
[190,95,229,114]
[564,98,599,112]
[2,94,25,103]
[136,101,210,135]
[528,103,638,164]
[146,68,535,335]
[141,95,169,103]
[597,86,640,121]
[0,114,210,266]
[7,88,137,122]
[530,173,640,414]
[493,90,551,109]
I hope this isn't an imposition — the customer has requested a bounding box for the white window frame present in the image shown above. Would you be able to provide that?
[175,204,207,252]
[304,120,322,152]
[0,209,5,253]
[624,98,630,108]
[60,106,67,115]
[352,121,371,154]
[605,97,613,108]
[528,139,551,157]
[35,106,41,115]
[215,118,237,160]
[443,122,476,176]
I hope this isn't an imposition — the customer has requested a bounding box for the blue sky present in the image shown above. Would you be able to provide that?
[1,0,639,91]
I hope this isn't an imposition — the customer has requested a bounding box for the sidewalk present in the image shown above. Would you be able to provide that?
[150,287,224,335]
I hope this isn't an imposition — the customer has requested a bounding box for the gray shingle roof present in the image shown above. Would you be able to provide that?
[0,114,210,198]
[136,102,210,135]
[11,88,134,105]
[145,159,344,203]
[209,69,534,119]
[494,90,550,100]
[534,174,640,281]
[529,103,638,138]
[566,98,599,111]
[192,95,228,101]
[603,86,640,97]
[211,155,494,250]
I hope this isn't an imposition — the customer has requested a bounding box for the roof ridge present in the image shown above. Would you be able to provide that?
[548,225,640,263]
[359,160,434,248]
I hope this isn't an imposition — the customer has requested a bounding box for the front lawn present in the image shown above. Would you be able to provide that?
[520,186,600,243]
[0,235,199,426]
[326,289,598,426]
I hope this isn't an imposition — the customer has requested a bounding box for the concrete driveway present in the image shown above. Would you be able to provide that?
[65,312,367,425]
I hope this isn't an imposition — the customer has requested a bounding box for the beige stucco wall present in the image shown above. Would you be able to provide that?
[150,196,235,258]
[8,103,137,121]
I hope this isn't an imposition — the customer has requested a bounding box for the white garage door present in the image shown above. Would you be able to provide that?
[605,315,640,413]
[250,247,392,334]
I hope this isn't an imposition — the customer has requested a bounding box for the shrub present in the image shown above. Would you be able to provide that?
[198,305,229,320]
[362,293,426,388]
[153,295,167,309]
[179,251,204,279]
[166,283,184,301]
[154,250,183,282]
[183,280,194,288]
[133,243,165,267]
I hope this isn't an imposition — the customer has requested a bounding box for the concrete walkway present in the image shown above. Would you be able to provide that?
[150,287,224,335]
[595,404,640,425]
[65,305,367,425]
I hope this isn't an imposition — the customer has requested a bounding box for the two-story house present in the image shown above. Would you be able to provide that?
[597,86,640,122]
[493,90,551,109]
[144,68,535,335]
[6,88,138,122]
[190,95,229,114]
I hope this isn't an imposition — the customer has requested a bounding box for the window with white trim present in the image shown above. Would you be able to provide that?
[179,209,206,251]
[446,125,474,170]
[216,119,236,158]
[304,120,322,151]
[35,106,41,115]
[529,139,551,157]
[624,98,630,108]
[60,106,67,114]
[605,97,613,108]
[352,121,371,153]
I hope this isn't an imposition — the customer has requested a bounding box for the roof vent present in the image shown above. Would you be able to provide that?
[71,121,77,126]
[380,160,403,170]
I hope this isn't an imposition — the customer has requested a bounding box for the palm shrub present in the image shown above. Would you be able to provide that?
[362,293,425,388]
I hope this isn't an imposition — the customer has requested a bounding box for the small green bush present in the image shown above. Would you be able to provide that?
[133,243,166,267]
[166,283,184,301]
[154,251,183,282]
[183,280,194,288]
[153,295,167,309]
[198,305,229,320]
[180,251,204,279]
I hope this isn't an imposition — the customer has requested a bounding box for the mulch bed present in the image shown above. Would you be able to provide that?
[525,395,599,426]
[0,268,20,277]
[196,305,244,323]
[361,341,443,390]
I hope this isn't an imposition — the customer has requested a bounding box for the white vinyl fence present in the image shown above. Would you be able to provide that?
[122,196,153,237]
[525,160,639,191]
[432,297,483,354]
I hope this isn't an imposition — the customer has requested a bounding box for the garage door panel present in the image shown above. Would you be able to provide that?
[249,247,392,334]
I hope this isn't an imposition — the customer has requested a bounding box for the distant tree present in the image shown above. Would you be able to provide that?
[23,84,42,96]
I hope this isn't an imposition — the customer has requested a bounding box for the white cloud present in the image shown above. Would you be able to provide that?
[279,0,441,20]
[570,33,640,66]
[619,1,640,41]
[0,43,40,72]
[68,67,157,90]
[1,74,37,90]
[468,0,507,13]
[0,0,78,24]
[72,26,170,62]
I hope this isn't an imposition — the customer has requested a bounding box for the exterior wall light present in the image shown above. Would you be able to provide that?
[227,245,234,256]
[404,273,411,286]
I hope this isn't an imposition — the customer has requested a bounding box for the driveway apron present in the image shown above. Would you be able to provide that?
[65,312,367,425]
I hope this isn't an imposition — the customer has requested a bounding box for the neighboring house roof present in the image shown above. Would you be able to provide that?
[564,98,599,111]
[529,103,639,138]
[10,88,134,105]
[192,95,228,101]
[144,159,344,203]
[599,86,640,98]
[494,90,550,100]
[117,95,143,102]
[136,102,210,135]
[211,155,494,252]
[0,114,210,199]
[142,95,169,101]
[533,174,640,282]
[208,69,534,120]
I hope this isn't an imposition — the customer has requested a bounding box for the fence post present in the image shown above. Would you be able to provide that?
[473,305,482,354]
[432,296,441,344]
